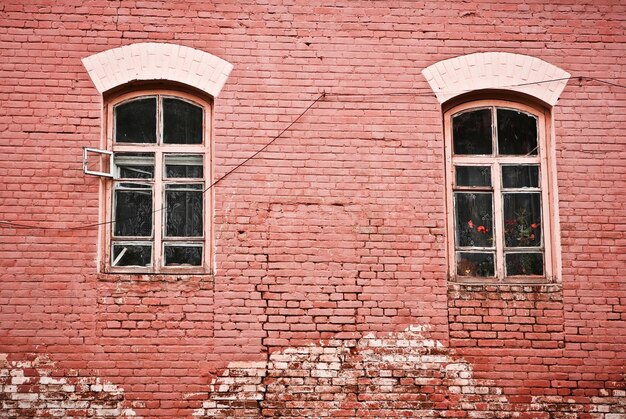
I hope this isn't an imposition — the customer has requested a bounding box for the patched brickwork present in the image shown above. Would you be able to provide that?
[1,0,625,417]
[194,326,625,418]
[0,354,137,418]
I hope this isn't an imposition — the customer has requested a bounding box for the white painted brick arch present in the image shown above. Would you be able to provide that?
[422,52,570,106]
[82,43,233,97]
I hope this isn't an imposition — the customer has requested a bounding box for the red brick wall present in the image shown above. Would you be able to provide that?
[1,1,624,417]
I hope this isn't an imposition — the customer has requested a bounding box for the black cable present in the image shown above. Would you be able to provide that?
[581,76,626,89]
[1,93,326,231]
[0,74,623,231]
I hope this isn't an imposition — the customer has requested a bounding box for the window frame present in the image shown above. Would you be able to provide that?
[444,99,557,283]
[102,89,213,275]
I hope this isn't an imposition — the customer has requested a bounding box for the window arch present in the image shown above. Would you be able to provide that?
[444,99,557,282]
[103,89,213,273]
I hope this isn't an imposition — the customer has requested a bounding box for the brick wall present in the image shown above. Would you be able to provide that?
[1,0,624,417]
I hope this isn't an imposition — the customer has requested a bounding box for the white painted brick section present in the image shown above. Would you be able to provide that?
[0,355,138,418]
[82,43,234,97]
[422,52,570,106]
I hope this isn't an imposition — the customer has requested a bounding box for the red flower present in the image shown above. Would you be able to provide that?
[531,223,538,229]
[477,225,486,233]
[529,234,535,240]
[468,220,474,229]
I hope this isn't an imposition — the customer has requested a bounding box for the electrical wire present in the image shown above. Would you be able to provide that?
[323,76,625,98]
[0,74,623,231]
[0,93,325,231]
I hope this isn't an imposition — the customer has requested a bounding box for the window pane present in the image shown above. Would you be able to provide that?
[503,193,541,247]
[454,192,494,248]
[115,98,157,144]
[452,108,492,155]
[165,184,203,237]
[164,155,203,179]
[114,188,153,237]
[455,166,491,187]
[506,252,544,276]
[497,109,538,155]
[164,245,203,266]
[112,244,152,267]
[502,165,539,189]
[163,98,203,144]
[457,252,495,277]
[115,153,155,179]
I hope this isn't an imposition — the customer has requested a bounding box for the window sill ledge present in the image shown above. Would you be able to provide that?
[97,272,214,283]
[448,281,562,294]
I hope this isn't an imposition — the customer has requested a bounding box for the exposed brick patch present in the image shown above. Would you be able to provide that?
[0,353,137,418]
[193,325,625,417]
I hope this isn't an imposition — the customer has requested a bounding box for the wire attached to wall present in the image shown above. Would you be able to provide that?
[0,75,623,231]
[0,93,326,232]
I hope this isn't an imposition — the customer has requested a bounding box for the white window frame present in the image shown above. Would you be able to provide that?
[102,89,213,274]
[444,99,557,283]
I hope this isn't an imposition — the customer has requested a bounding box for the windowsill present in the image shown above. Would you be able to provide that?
[450,276,559,286]
[97,272,213,283]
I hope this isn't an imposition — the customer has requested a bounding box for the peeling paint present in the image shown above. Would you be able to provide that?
[193,325,625,418]
[0,354,138,418]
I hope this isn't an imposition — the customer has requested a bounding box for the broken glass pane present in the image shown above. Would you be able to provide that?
[112,244,152,267]
[457,252,495,277]
[164,244,202,266]
[114,188,153,237]
[502,165,539,189]
[503,193,541,247]
[164,155,203,178]
[452,108,492,155]
[497,108,538,155]
[165,184,203,237]
[115,97,157,144]
[454,192,493,248]
[506,252,543,276]
[455,166,491,187]
[163,98,203,144]
[115,153,155,179]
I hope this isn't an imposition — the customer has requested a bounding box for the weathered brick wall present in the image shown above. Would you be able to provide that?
[1,0,624,417]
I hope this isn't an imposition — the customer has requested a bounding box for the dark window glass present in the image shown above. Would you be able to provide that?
[506,252,544,276]
[164,245,202,266]
[115,98,157,144]
[165,184,203,237]
[112,244,152,267]
[497,109,538,155]
[457,252,495,277]
[454,192,494,248]
[455,166,491,187]
[115,153,155,179]
[114,188,153,237]
[502,165,539,189]
[163,98,203,144]
[452,109,492,155]
[503,193,541,247]
[164,155,203,179]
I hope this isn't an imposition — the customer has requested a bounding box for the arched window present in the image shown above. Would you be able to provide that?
[81,43,233,274]
[103,90,212,273]
[444,100,556,282]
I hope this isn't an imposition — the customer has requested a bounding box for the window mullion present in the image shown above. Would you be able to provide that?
[153,97,164,270]
[493,163,505,280]
[153,151,163,270]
